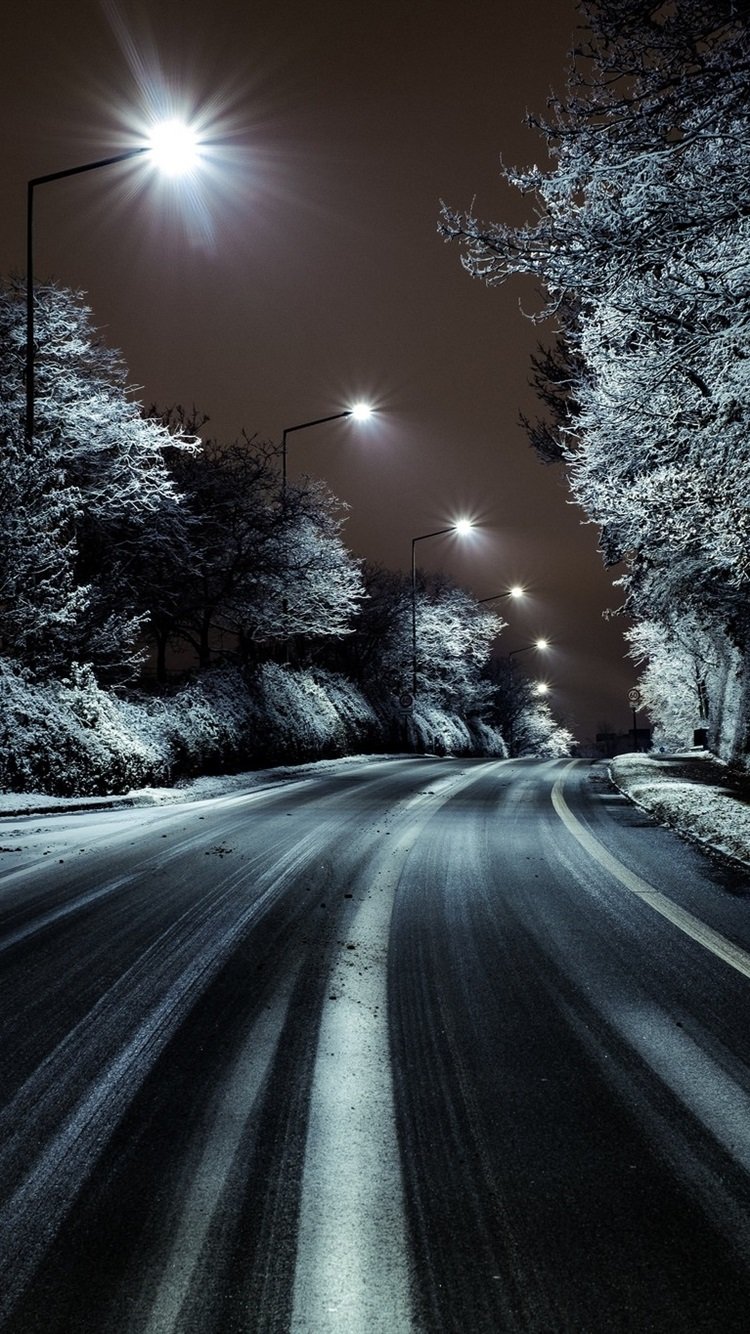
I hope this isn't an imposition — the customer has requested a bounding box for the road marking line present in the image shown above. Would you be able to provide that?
[289,849,413,1333]
[552,762,750,982]
[290,764,497,1333]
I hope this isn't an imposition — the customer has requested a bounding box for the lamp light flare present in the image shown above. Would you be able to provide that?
[148,119,200,175]
[536,638,550,650]
[349,402,373,421]
[454,519,474,536]
[509,585,525,599]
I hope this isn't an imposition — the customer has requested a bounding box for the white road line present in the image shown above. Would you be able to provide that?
[289,848,413,1333]
[552,762,750,982]
[290,765,499,1333]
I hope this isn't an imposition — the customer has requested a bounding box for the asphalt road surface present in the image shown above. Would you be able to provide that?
[2,755,750,1332]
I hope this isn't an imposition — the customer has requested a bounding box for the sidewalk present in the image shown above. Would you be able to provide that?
[610,751,750,869]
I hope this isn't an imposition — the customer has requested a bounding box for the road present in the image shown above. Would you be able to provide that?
[2,755,750,1332]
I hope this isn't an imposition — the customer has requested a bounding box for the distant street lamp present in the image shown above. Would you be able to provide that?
[479,585,525,604]
[281,402,373,493]
[509,638,549,661]
[25,120,200,441]
[411,519,474,697]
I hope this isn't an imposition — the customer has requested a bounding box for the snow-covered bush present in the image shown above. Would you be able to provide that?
[0,660,390,795]
[152,669,257,777]
[248,664,380,762]
[0,659,164,795]
[405,699,506,756]
[467,718,509,758]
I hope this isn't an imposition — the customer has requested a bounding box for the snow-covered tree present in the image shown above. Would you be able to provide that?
[149,420,365,674]
[0,278,195,681]
[515,698,575,759]
[330,563,412,684]
[413,574,503,710]
[338,564,504,716]
[482,655,575,757]
[440,1,750,759]
[275,479,365,645]
[626,612,744,754]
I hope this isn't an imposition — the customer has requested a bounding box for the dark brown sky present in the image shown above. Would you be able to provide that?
[1,0,639,742]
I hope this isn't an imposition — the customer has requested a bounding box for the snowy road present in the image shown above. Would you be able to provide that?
[2,756,750,1330]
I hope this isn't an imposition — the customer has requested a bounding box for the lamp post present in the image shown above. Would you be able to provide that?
[281,402,372,494]
[25,120,199,441]
[411,519,473,697]
[279,402,372,653]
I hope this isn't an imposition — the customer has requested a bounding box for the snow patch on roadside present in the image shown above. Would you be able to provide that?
[0,754,410,816]
[610,752,750,866]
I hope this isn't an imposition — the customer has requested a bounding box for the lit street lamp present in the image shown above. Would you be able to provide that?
[411,519,474,697]
[25,120,200,441]
[478,585,525,604]
[281,402,373,493]
[509,638,549,661]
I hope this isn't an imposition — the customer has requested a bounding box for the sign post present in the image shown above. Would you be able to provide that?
[628,687,642,752]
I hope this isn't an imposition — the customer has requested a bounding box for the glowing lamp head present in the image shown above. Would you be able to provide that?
[509,585,525,599]
[534,681,550,695]
[536,638,549,651]
[349,402,373,421]
[148,119,200,175]
[454,519,474,537]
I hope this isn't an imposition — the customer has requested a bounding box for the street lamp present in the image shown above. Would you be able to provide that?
[25,119,200,441]
[411,520,474,697]
[509,638,549,660]
[281,402,373,493]
[479,585,525,604]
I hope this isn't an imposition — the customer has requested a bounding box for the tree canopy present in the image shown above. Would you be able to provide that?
[0,278,195,680]
[441,0,750,758]
[0,278,571,764]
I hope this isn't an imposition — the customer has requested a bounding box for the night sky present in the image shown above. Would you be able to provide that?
[1,0,639,743]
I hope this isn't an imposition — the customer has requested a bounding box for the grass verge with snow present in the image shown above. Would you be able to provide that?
[610,751,750,866]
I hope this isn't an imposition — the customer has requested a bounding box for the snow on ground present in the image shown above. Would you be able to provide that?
[0,754,408,817]
[610,750,750,868]
[3,749,750,873]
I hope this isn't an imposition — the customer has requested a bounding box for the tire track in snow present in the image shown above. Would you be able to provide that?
[141,956,302,1334]
[291,765,499,1332]
[0,833,319,1326]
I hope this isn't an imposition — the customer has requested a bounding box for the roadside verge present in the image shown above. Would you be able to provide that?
[609,751,750,869]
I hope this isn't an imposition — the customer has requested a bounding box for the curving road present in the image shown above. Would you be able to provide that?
[2,756,750,1331]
